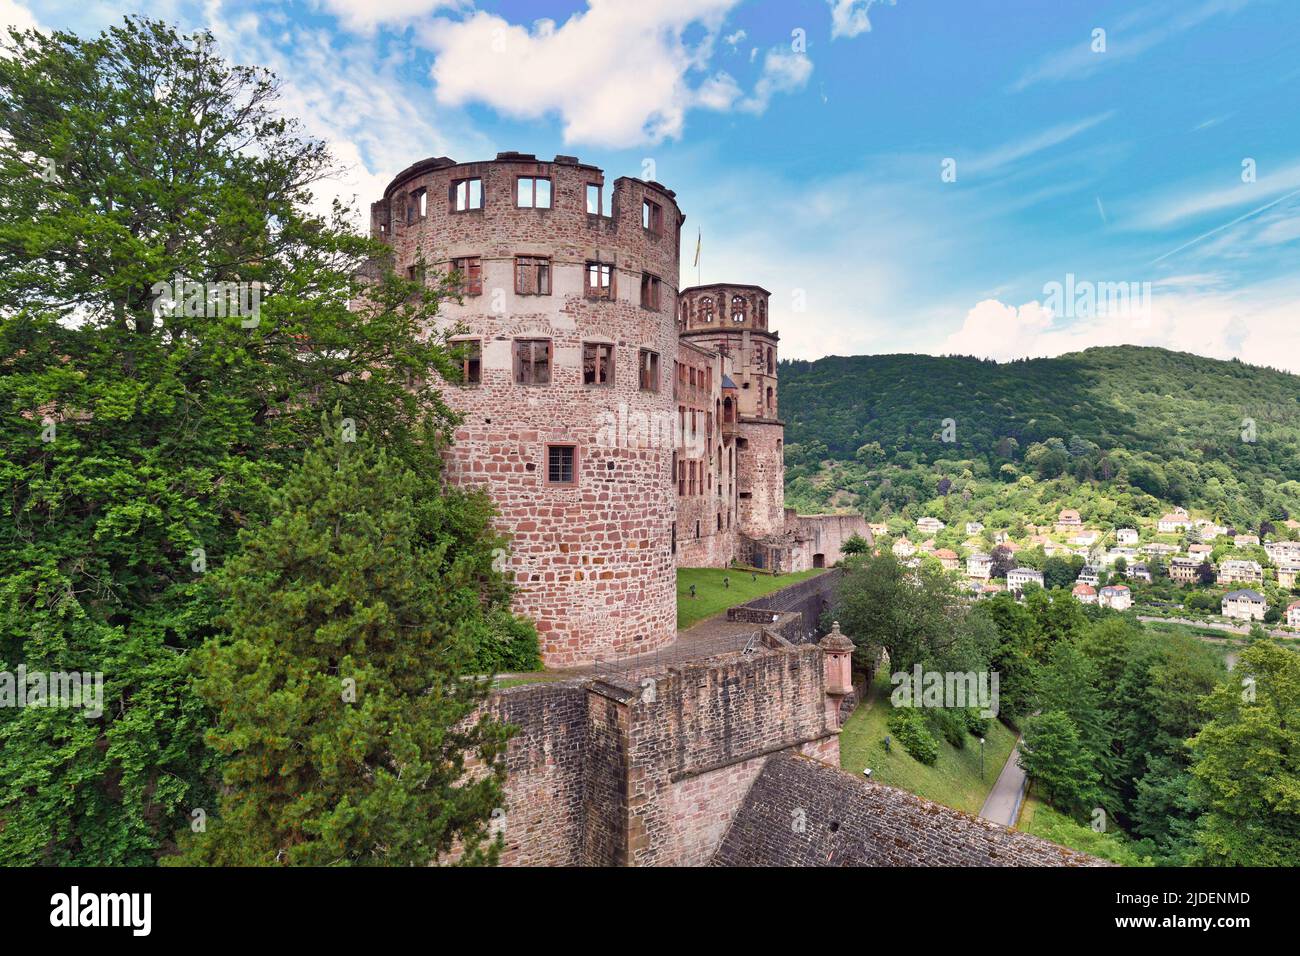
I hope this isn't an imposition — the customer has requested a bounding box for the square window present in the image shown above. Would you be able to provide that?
[640,273,661,310]
[517,176,552,209]
[585,261,613,299]
[408,187,427,223]
[639,349,659,392]
[515,256,551,295]
[643,198,662,235]
[450,256,482,296]
[453,339,481,385]
[583,342,614,386]
[451,177,483,212]
[547,445,577,485]
[586,183,603,215]
[514,339,551,385]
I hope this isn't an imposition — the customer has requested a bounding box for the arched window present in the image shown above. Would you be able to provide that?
[731,295,746,323]
[701,296,713,322]
[758,299,766,328]
[766,386,774,412]
[766,347,774,374]
[679,299,689,329]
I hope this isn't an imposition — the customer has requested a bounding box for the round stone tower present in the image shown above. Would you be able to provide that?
[373,152,684,667]
[677,283,785,539]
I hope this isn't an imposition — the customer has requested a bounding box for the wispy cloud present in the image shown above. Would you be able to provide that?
[827,0,897,41]
[1010,0,1250,92]
[962,111,1115,177]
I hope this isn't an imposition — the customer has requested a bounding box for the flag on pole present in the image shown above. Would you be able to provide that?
[693,227,701,268]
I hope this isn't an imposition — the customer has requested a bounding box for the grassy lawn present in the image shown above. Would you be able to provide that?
[837,673,1017,815]
[1017,791,1152,866]
[676,567,826,630]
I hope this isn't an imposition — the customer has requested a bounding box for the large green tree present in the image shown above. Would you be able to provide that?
[0,18,521,864]
[1188,641,1300,866]
[168,422,513,866]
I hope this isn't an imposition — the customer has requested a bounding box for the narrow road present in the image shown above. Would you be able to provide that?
[979,738,1027,827]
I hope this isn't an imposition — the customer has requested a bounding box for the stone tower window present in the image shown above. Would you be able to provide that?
[452,338,481,385]
[640,273,661,310]
[585,183,603,215]
[513,339,552,385]
[758,299,766,328]
[585,261,613,299]
[700,296,713,322]
[583,342,614,386]
[766,386,774,412]
[516,176,552,209]
[546,444,577,485]
[515,256,551,295]
[450,256,482,295]
[639,349,660,392]
[408,187,427,223]
[642,198,663,236]
[731,295,746,323]
[766,346,774,374]
[450,177,483,212]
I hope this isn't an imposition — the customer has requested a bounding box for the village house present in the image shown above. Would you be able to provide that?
[966,552,992,579]
[1217,559,1264,585]
[1143,542,1180,557]
[1098,584,1132,611]
[1222,589,1266,622]
[916,516,945,534]
[1072,582,1097,605]
[1055,508,1082,532]
[1157,510,1192,533]
[994,530,1011,545]
[1168,556,1204,583]
[1234,533,1261,548]
[1127,562,1152,582]
[1115,528,1139,545]
[933,548,960,571]
[1100,546,1138,566]
[892,538,916,558]
[965,521,984,535]
[1077,565,1100,586]
[868,523,890,537]
[1195,521,1228,541]
[1264,540,1300,564]
[1278,562,1300,589]
[1006,567,1045,593]
[1188,543,1213,561]
[1288,600,1300,628]
[1069,530,1100,546]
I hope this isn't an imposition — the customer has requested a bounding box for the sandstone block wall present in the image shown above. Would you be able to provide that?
[373,153,683,666]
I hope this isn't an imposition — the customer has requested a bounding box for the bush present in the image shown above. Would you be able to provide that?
[962,708,991,737]
[927,707,967,749]
[887,706,940,765]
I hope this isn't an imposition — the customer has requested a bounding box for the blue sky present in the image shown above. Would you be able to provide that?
[9,0,1300,369]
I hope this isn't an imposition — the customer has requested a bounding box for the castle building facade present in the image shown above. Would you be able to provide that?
[371,152,866,667]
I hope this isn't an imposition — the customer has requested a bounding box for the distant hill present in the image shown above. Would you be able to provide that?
[779,346,1300,530]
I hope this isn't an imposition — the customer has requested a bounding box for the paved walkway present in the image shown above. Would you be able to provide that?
[979,738,1027,826]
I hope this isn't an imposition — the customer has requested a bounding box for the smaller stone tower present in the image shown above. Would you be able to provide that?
[677,283,785,550]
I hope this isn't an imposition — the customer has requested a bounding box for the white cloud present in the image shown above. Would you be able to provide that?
[828,0,896,40]
[422,1,745,147]
[941,281,1300,373]
[315,0,466,34]
[739,49,812,115]
[0,0,42,34]
[723,29,746,47]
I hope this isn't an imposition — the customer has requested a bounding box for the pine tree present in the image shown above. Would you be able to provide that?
[170,419,514,866]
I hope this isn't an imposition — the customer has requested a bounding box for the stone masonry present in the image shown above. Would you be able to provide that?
[371,152,867,667]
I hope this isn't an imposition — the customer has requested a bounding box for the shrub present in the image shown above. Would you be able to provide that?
[927,707,967,749]
[887,706,940,765]
[962,708,991,737]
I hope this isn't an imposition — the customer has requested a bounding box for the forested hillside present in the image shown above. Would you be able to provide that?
[781,346,1300,529]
